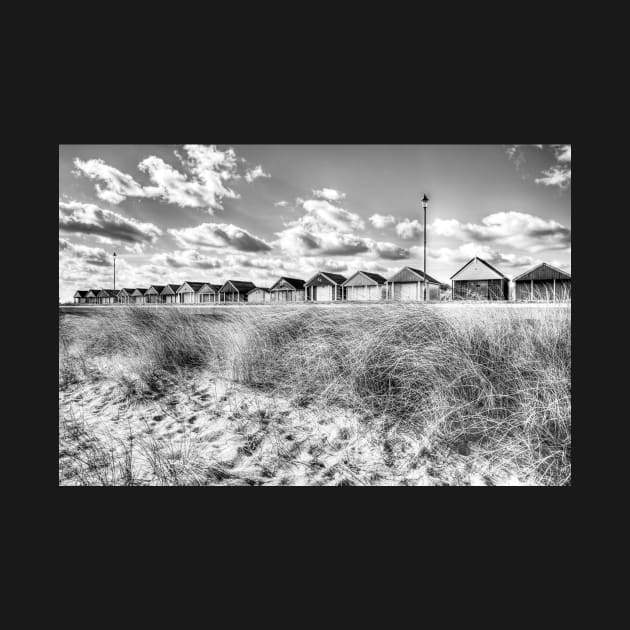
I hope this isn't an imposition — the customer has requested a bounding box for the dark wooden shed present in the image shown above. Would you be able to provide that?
[513,263,571,301]
[450,257,509,300]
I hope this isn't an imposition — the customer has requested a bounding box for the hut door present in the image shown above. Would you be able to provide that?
[312,286,317,301]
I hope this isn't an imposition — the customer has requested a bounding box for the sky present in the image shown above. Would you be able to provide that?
[59,144,571,301]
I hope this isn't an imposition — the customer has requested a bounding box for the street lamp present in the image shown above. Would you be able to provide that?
[113,252,116,290]
[422,194,429,300]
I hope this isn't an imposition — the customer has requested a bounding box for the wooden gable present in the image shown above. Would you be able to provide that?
[388,267,436,284]
[160,285,176,295]
[451,258,504,281]
[131,289,146,296]
[305,272,336,287]
[220,281,239,293]
[343,271,384,287]
[145,286,161,295]
[271,278,298,291]
[198,283,214,293]
[513,263,571,282]
[176,282,194,294]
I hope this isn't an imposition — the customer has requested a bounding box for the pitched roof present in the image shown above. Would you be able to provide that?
[220,280,256,292]
[248,287,270,293]
[148,285,166,293]
[120,288,136,295]
[179,281,208,291]
[160,284,181,294]
[343,270,387,286]
[98,289,119,297]
[449,257,507,280]
[208,284,222,292]
[270,276,306,291]
[306,271,347,286]
[132,288,148,295]
[405,267,441,284]
[512,262,571,281]
[74,290,88,297]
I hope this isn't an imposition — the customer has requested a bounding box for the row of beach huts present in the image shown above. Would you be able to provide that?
[72,258,571,305]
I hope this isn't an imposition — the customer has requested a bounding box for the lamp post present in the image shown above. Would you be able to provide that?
[113,252,116,291]
[422,194,429,300]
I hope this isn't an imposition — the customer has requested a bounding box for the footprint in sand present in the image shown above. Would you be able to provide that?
[152,414,164,422]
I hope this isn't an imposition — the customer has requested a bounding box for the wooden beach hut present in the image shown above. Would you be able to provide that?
[450,257,509,300]
[159,284,181,304]
[145,285,166,304]
[73,290,88,304]
[386,266,440,301]
[247,287,270,303]
[131,288,147,304]
[305,272,347,302]
[343,271,387,301]
[218,281,256,303]
[176,281,210,304]
[269,277,306,303]
[85,290,99,304]
[513,263,571,301]
[97,289,119,304]
[118,288,135,304]
[199,283,221,303]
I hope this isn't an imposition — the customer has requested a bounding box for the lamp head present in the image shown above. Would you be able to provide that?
[422,194,429,208]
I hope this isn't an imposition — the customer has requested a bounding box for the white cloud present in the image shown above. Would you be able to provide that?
[535,166,571,189]
[59,238,113,267]
[312,188,346,202]
[244,165,271,183]
[424,243,535,269]
[274,200,289,207]
[59,200,163,244]
[553,144,571,163]
[430,211,570,252]
[168,222,272,252]
[151,250,223,270]
[369,213,395,229]
[395,218,424,240]
[368,241,410,260]
[73,145,252,213]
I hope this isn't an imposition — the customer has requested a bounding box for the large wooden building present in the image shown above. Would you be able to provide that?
[305,272,347,302]
[219,280,256,303]
[387,266,440,301]
[269,277,306,302]
[343,271,387,301]
[513,263,571,301]
[450,257,509,300]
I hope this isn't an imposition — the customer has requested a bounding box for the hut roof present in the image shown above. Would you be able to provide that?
[147,285,166,293]
[512,262,571,282]
[343,270,387,286]
[120,288,136,295]
[220,280,256,293]
[270,277,306,291]
[305,271,347,286]
[208,284,222,292]
[178,281,208,292]
[132,288,148,295]
[74,290,88,297]
[450,257,507,280]
[388,266,440,284]
[248,287,270,294]
[160,284,181,294]
[98,289,119,297]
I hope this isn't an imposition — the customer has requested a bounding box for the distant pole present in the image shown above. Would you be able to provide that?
[113,252,117,290]
[422,194,429,300]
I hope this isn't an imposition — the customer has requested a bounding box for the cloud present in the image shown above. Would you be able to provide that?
[168,222,272,252]
[424,243,535,269]
[59,200,163,244]
[369,213,395,229]
[151,250,223,270]
[553,144,571,162]
[535,166,571,189]
[431,211,570,252]
[274,200,289,207]
[244,165,271,183]
[312,188,346,202]
[369,241,410,260]
[59,238,113,267]
[73,145,257,213]
[395,218,424,240]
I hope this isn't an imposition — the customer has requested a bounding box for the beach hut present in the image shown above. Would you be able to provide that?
[269,277,306,302]
[386,266,441,301]
[118,288,135,304]
[218,281,256,303]
[85,290,99,304]
[131,288,147,305]
[513,263,571,301]
[73,290,88,304]
[97,289,119,304]
[304,271,347,302]
[247,287,270,303]
[202,283,221,303]
[160,284,181,304]
[343,271,387,301]
[176,281,211,304]
[450,257,509,300]
[145,285,166,304]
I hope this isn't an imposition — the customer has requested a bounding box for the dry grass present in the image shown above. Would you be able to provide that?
[59,303,571,485]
